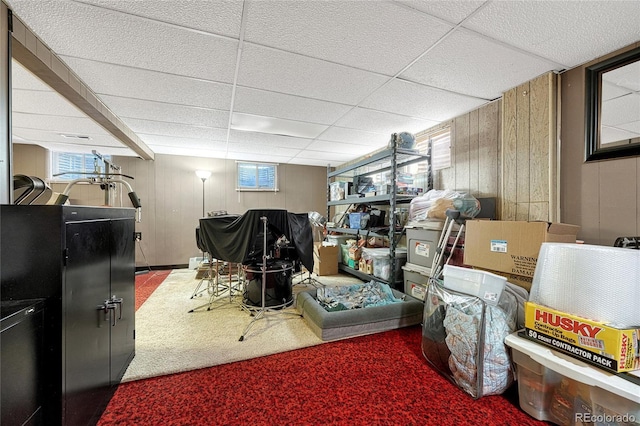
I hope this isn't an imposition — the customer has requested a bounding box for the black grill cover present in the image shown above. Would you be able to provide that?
[197,209,314,272]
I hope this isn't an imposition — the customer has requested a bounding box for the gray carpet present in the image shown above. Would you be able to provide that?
[122,269,362,382]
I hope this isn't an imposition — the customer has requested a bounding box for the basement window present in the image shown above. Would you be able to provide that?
[50,152,111,181]
[417,128,451,171]
[236,162,279,192]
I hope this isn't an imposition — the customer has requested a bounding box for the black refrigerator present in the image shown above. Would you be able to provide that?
[0,205,136,426]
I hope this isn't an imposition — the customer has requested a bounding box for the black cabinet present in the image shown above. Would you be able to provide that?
[0,205,136,426]
[1,299,45,426]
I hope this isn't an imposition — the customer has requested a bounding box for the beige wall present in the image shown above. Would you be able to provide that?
[560,42,640,246]
[12,145,328,267]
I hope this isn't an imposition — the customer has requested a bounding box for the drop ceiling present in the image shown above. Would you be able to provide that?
[6,0,640,167]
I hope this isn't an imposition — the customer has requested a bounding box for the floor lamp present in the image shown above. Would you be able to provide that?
[192,170,212,298]
[195,170,211,217]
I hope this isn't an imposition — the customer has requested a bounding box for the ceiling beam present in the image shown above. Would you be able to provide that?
[10,13,155,160]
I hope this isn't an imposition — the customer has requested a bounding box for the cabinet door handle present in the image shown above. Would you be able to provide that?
[110,296,124,320]
[98,301,118,326]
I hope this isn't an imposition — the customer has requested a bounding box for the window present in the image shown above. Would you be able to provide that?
[51,152,111,180]
[417,128,451,171]
[236,162,278,191]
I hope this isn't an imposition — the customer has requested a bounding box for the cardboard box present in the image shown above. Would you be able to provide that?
[524,301,640,373]
[313,244,339,276]
[463,220,579,278]
[473,267,533,292]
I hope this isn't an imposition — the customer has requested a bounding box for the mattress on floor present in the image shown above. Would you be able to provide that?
[296,288,424,341]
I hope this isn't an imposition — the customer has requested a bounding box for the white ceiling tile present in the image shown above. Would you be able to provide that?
[12,61,54,91]
[400,29,559,99]
[13,89,88,117]
[317,127,388,146]
[291,149,357,163]
[395,0,486,25]
[334,108,438,136]
[13,128,124,148]
[229,130,311,150]
[225,151,295,163]
[12,112,110,136]
[601,127,640,145]
[306,140,375,156]
[123,118,228,141]
[463,1,640,68]
[138,134,227,151]
[98,96,229,128]
[362,79,488,121]
[601,81,631,102]
[234,87,352,125]
[231,113,328,139]
[601,94,640,127]
[619,120,640,134]
[244,1,453,75]
[151,144,228,159]
[8,0,239,82]
[286,157,341,167]
[80,0,244,38]
[226,142,301,157]
[8,0,640,167]
[15,141,137,157]
[605,61,640,92]
[238,44,389,105]
[62,57,233,110]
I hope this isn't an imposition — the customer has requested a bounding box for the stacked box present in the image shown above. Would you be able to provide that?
[463,220,579,291]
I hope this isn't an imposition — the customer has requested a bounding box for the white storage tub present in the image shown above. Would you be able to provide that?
[505,333,640,425]
[361,247,407,283]
[442,264,506,305]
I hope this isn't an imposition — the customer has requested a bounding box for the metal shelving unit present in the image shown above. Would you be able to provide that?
[326,143,431,288]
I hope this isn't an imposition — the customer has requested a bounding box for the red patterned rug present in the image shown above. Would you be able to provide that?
[135,270,171,310]
[99,323,545,425]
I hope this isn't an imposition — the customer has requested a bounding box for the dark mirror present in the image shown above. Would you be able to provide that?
[585,46,640,162]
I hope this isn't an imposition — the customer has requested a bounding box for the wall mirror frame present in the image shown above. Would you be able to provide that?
[585,45,640,162]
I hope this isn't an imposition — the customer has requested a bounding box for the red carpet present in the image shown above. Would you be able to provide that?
[135,270,172,310]
[99,323,545,425]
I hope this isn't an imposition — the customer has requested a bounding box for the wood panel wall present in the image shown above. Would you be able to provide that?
[502,72,557,222]
[433,99,502,216]
[12,145,328,267]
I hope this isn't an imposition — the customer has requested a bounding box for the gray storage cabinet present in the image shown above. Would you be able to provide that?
[0,205,136,426]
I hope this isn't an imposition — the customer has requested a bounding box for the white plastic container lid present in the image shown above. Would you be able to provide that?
[401,262,432,276]
[442,264,506,305]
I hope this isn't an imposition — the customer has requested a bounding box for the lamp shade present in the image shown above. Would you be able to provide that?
[195,170,211,180]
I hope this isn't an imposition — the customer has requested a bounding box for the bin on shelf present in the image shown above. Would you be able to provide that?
[361,247,407,282]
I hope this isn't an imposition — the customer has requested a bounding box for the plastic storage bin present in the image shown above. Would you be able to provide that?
[402,262,431,300]
[442,264,506,306]
[362,247,407,282]
[406,223,443,268]
[505,333,640,425]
